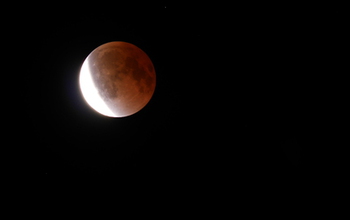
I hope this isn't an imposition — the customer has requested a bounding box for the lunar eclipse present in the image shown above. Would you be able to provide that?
[79,41,156,117]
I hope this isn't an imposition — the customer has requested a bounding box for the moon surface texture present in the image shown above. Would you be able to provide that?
[79,42,156,117]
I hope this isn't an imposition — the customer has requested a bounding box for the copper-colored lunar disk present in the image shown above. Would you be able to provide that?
[79,41,156,117]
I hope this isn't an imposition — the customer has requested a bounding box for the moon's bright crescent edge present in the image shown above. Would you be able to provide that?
[79,58,116,117]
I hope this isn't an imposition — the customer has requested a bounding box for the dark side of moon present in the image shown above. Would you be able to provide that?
[87,42,156,117]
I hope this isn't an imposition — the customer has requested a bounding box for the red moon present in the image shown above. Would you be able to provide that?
[79,41,156,117]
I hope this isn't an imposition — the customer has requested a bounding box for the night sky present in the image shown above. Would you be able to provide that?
[9,3,343,194]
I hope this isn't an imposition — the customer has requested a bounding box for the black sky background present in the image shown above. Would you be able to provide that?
[7,3,344,195]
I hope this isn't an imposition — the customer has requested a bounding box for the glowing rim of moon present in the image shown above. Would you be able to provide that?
[79,58,117,117]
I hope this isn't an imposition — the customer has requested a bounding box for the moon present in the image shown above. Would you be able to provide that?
[79,41,156,117]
